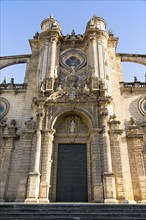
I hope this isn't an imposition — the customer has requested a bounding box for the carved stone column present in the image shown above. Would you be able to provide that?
[127,123,146,203]
[39,41,50,81]
[89,34,98,78]
[25,111,44,203]
[46,37,58,91]
[90,128,103,202]
[88,34,99,91]
[100,111,117,203]
[97,40,105,79]
[108,116,127,203]
[39,129,55,203]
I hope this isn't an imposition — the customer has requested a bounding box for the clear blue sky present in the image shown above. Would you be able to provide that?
[0,0,146,83]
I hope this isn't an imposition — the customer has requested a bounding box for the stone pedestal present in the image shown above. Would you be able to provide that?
[25,172,40,203]
[103,172,118,203]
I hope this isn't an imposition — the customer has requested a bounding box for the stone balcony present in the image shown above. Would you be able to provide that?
[0,82,27,94]
[119,81,146,93]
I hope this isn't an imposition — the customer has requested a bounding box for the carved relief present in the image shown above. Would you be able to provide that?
[55,115,88,134]
[48,66,97,102]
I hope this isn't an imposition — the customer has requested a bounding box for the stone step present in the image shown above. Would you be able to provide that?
[0,204,146,220]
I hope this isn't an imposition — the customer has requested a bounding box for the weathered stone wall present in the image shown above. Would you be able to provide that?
[0,15,145,204]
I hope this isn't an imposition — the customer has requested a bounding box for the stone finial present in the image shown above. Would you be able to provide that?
[109,114,116,121]
[108,114,121,130]
[108,29,114,36]
[1,77,6,84]
[130,117,136,126]
[0,117,7,126]
[10,78,14,84]
[134,76,138,82]
[34,32,39,39]
[9,78,15,89]
[71,30,76,36]
[10,119,17,126]
[49,14,54,20]
[24,117,37,130]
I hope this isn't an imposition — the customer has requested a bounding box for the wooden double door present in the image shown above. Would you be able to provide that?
[56,144,88,202]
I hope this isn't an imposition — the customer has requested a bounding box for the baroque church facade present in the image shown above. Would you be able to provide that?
[0,15,146,204]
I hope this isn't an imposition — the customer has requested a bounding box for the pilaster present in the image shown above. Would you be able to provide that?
[39,129,55,203]
[100,110,118,203]
[25,107,44,203]
[127,121,146,203]
[46,36,58,92]
[0,121,18,201]
[16,118,37,200]
[108,115,127,203]
[89,128,103,202]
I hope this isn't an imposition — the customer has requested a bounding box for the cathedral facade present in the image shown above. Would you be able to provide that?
[0,15,146,204]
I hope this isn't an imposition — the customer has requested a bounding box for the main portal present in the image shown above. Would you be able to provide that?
[56,144,88,202]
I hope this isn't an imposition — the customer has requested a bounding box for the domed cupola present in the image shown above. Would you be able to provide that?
[41,15,61,33]
[86,15,106,31]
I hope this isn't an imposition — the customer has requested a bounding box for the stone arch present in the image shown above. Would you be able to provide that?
[50,106,95,130]
[0,55,31,70]
[117,53,146,66]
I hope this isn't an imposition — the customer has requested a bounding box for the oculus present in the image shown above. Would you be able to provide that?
[60,49,86,70]
[0,98,10,118]
[138,97,146,116]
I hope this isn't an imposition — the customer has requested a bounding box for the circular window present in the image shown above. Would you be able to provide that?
[138,97,146,116]
[0,105,5,114]
[65,56,81,67]
[143,102,146,112]
[60,49,86,70]
[0,98,10,118]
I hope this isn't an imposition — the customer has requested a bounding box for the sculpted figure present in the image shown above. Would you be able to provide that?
[69,120,76,133]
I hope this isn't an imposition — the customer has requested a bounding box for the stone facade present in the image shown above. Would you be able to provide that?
[0,15,146,204]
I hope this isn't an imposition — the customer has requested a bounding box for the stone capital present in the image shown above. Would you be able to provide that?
[50,35,58,43]
[108,129,123,135]
[43,129,55,138]
[89,128,102,134]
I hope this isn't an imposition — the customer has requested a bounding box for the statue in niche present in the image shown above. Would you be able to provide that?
[39,80,46,96]
[83,84,90,95]
[69,120,76,133]
[130,117,136,126]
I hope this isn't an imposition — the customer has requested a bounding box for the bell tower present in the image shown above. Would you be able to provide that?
[85,16,109,93]
[37,15,62,92]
